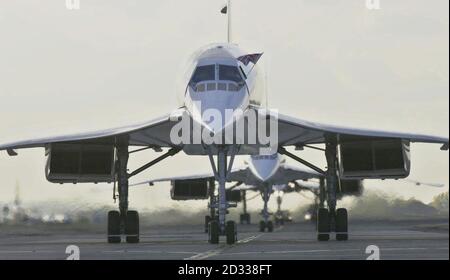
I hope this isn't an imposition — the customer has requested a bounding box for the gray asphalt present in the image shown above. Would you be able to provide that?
[0,219,448,260]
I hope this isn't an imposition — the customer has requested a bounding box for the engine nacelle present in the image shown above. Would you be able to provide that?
[170,178,209,200]
[46,143,115,184]
[226,189,242,202]
[338,179,364,198]
[339,138,410,179]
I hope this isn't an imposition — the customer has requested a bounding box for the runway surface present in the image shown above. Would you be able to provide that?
[0,219,448,260]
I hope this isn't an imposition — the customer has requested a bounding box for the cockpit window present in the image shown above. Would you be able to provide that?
[190,65,215,84]
[189,64,246,92]
[254,154,277,160]
[219,65,243,83]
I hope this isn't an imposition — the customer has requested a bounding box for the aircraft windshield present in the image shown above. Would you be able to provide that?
[190,65,215,84]
[219,65,243,83]
[189,64,245,92]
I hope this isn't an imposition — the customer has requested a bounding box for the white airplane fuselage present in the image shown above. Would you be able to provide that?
[248,153,282,183]
[246,153,294,195]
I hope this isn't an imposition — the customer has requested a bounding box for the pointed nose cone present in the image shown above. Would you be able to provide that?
[200,95,237,133]
[250,155,279,182]
[189,90,249,135]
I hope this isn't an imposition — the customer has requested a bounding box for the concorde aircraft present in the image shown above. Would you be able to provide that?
[0,1,448,244]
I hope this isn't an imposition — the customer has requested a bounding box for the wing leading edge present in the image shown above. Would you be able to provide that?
[0,109,187,153]
[267,109,449,149]
[1,107,447,156]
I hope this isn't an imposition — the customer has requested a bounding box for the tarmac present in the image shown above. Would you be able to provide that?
[0,218,447,260]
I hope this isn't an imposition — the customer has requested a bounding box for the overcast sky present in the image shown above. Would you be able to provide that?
[0,0,448,212]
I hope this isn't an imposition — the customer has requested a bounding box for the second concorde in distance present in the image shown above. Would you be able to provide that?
[0,1,448,245]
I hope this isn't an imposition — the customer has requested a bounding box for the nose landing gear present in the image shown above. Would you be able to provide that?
[239,190,251,224]
[206,146,238,245]
[258,185,274,232]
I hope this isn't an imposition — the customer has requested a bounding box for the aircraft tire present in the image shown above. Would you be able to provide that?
[205,215,211,233]
[335,208,348,241]
[208,220,220,244]
[317,208,330,241]
[107,210,121,243]
[225,221,237,245]
[267,221,274,232]
[125,210,140,243]
[259,220,266,232]
[244,213,251,224]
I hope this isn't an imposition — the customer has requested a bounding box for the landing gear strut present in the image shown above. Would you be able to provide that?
[259,184,273,232]
[317,141,348,241]
[205,179,216,233]
[107,144,181,243]
[239,190,251,224]
[207,146,237,244]
[274,195,284,226]
[107,141,140,243]
[277,145,349,241]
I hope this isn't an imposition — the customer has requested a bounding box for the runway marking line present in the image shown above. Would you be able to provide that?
[0,250,57,254]
[237,234,262,244]
[0,250,34,254]
[185,248,226,260]
[102,250,200,255]
[217,246,448,257]
[185,233,266,260]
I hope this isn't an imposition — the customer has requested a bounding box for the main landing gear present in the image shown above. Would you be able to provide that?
[317,208,348,241]
[259,185,274,233]
[107,142,140,243]
[107,142,180,243]
[278,143,349,242]
[317,142,348,241]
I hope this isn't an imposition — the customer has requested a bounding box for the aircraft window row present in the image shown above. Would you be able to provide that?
[255,155,276,160]
[194,82,241,92]
[218,82,227,90]
[196,84,205,92]
[207,83,216,91]
[190,64,244,84]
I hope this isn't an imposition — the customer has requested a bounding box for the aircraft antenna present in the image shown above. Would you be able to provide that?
[221,0,232,43]
[265,58,269,108]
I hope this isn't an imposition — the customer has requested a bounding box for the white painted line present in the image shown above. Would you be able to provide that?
[185,247,226,260]
[102,250,199,255]
[126,250,163,254]
[219,248,360,256]
[218,246,448,257]
[0,250,34,254]
[238,234,262,244]
[380,247,427,251]
[167,251,201,254]
[186,233,264,260]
